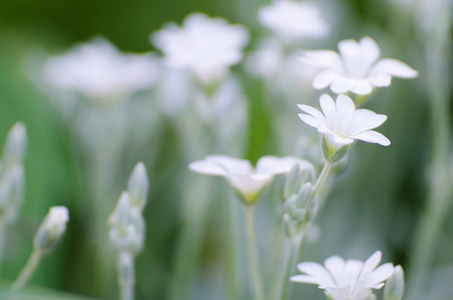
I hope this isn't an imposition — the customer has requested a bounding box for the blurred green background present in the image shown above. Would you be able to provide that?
[0,0,452,299]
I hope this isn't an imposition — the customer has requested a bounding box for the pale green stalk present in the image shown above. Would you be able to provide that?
[406,35,451,299]
[117,252,135,300]
[226,195,240,300]
[277,162,332,300]
[245,206,264,300]
[10,250,42,291]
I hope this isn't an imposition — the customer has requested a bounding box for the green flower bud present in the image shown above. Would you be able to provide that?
[127,162,148,210]
[284,195,305,221]
[33,206,69,254]
[384,265,404,300]
[2,122,27,168]
[321,135,351,164]
[284,164,302,199]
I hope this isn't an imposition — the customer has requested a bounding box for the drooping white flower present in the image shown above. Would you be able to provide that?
[44,38,159,99]
[152,13,249,85]
[301,36,418,95]
[298,94,390,152]
[291,251,395,300]
[189,155,311,204]
[258,0,329,43]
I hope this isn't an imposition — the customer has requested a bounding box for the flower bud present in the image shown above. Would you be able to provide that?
[33,206,69,254]
[384,265,405,300]
[284,195,305,221]
[284,164,301,199]
[282,214,295,238]
[127,162,148,210]
[296,183,312,208]
[109,192,145,255]
[2,122,27,168]
[321,135,350,164]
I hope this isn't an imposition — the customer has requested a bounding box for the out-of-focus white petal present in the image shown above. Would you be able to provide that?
[330,77,355,94]
[255,156,310,174]
[324,255,347,286]
[297,262,335,287]
[369,58,418,78]
[325,286,350,300]
[301,50,344,73]
[205,155,253,174]
[359,36,381,65]
[367,263,395,287]
[313,70,338,89]
[369,74,392,87]
[189,160,229,176]
[290,274,325,285]
[354,130,391,146]
[351,79,373,95]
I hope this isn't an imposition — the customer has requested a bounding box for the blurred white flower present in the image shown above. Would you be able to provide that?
[152,13,249,85]
[33,206,69,253]
[258,0,329,43]
[291,251,395,300]
[189,155,310,204]
[301,36,418,95]
[43,38,159,99]
[298,94,390,148]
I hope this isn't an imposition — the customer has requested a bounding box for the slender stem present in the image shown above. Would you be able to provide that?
[0,224,5,275]
[117,252,135,300]
[278,237,302,300]
[11,250,42,291]
[245,206,264,300]
[311,162,332,203]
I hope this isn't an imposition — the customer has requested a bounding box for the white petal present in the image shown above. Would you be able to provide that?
[369,58,418,78]
[189,160,229,176]
[335,94,356,115]
[297,104,326,122]
[345,259,364,290]
[229,173,270,197]
[325,286,350,300]
[362,251,382,274]
[367,263,394,287]
[301,50,344,73]
[299,114,321,128]
[350,79,373,95]
[338,39,360,59]
[313,70,338,89]
[369,74,391,87]
[206,155,253,174]
[319,94,336,123]
[255,156,309,174]
[290,274,327,285]
[348,109,387,135]
[353,130,390,146]
[297,262,335,287]
[359,37,381,65]
[332,133,354,146]
[324,255,347,287]
[330,77,356,94]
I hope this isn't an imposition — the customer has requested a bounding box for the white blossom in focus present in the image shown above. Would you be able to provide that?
[301,36,418,95]
[189,155,311,204]
[152,13,249,85]
[298,94,390,149]
[291,251,395,300]
[258,0,329,43]
[43,38,159,99]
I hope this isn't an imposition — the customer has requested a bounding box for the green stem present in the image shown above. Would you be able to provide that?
[10,249,42,291]
[278,237,302,300]
[311,162,332,203]
[245,206,264,300]
[117,252,135,300]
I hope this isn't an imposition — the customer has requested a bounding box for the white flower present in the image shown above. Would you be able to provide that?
[152,13,249,85]
[298,94,390,150]
[301,36,418,95]
[291,251,395,300]
[44,38,159,99]
[189,155,311,204]
[258,0,329,43]
[34,206,69,253]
